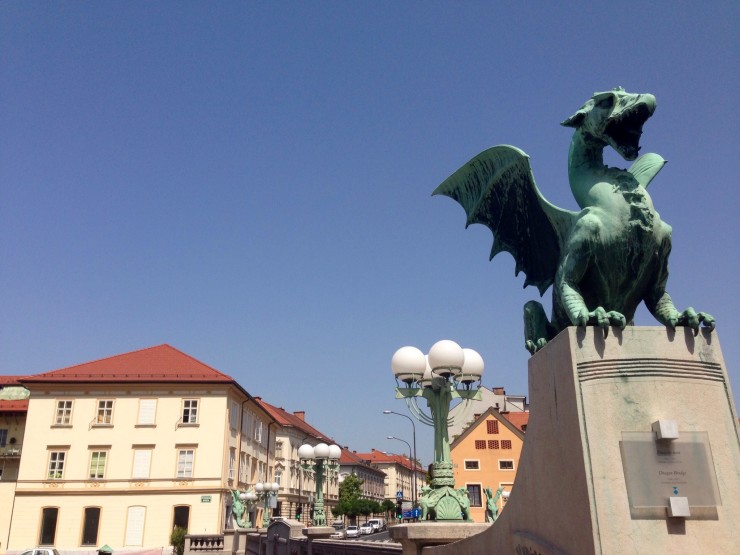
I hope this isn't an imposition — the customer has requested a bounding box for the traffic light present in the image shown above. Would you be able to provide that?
[396,500,403,519]
[295,504,302,520]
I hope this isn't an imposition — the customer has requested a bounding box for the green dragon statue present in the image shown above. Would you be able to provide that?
[434,88,715,354]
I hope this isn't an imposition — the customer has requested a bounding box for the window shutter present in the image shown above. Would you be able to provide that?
[133,450,152,479]
[125,506,146,545]
[138,400,156,425]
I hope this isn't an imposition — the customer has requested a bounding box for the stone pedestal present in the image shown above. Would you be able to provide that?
[389,522,489,555]
[302,526,334,555]
[425,327,739,554]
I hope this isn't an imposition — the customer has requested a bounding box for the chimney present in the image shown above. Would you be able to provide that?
[293,411,305,421]
[493,387,505,395]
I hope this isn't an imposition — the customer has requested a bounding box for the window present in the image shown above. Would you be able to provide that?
[488,440,500,449]
[229,400,239,430]
[55,401,72,425]
[125,506,146,546]
[48,451,66,479]
[138,399,157,425]
[241,410,250,438]
[0,429,7,447]
[81,507,101,545]
[501,439,512,449]
[89,451,107,479]
[39,507,59,545]
[182,400,198,424]
[499,460,515,470]
[177,449,195,478]
[464,460,480,470]
[466,484,482,507]
[132,449,152,479]
[239,452,247,482]
[96,400,113,424]
[275,469,282,486]
[487,420,499,434]
[173,506,190,531]
[228,448,235,480]
[254,420,263,443]
[474,440,486,450]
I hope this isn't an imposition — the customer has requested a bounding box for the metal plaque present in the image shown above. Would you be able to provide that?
[620,431,721,519]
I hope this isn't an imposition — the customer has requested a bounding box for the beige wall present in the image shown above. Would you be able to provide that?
[8,383,274,551]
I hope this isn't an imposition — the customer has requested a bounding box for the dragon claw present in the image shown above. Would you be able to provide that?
[675,308,715,335]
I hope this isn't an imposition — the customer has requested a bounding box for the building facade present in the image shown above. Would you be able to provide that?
[5,345,276,551]
[353,449,425,506]
[1,377,30,553]
[253,399,341,524]
[450,407,527,522]
[337,448,386,504]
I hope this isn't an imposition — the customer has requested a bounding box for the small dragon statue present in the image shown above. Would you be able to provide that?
[434,88,714,354]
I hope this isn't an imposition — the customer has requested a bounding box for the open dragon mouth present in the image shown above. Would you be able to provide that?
[604,102,654,160]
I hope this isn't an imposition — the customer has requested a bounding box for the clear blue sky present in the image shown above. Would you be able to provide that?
[2,2,737,465]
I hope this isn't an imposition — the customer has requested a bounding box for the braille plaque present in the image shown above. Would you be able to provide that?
[620,431,721,519]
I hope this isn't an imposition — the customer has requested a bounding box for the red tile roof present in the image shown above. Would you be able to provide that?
[254,398,335,443]
[0,400,28,412]
[20,344,236,384]
[354,449,419,472]
[501,411,530,432]
[0,376,27,386]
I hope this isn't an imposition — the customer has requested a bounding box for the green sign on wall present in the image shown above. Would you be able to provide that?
[201,495,212,503]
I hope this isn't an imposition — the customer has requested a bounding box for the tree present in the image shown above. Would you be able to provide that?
[170,527,186,555]
[338,474,364,504]
[381,499,395,519]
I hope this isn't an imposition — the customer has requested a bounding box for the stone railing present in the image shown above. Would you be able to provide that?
[186,534,225,552]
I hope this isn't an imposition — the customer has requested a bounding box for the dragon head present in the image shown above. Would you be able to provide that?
[561,87,656,161]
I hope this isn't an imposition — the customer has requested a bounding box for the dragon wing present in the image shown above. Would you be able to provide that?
[433,145,577,296]
[628,152,666,188]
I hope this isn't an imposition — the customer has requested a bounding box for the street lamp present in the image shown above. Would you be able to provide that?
[237,489,258,528]
[254,481,279,528]
[382,410,418,509]
[391,340,484,521]
[299,443,341,527]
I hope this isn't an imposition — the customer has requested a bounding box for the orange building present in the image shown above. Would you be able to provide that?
[450,407,527,522]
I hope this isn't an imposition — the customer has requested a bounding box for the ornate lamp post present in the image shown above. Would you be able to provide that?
[298,443,341,527]
[237,489,258,528]
[254,481,279,528]
[391,339,484,521]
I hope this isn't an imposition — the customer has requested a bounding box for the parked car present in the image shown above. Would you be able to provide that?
[330,523,346,539]
[20,550,60,555]
[345,525,360,538]
[359,521,374,535]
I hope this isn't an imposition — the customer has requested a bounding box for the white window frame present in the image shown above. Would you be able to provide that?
[181,399,199,425]
[96,400,114,425]
[48,450,67,480]
[177,449,195,478]
[89,450,108,479]
[498,459,515,471]
[464,459,480,470]
[228,448,235,480]
[55,400,73,425]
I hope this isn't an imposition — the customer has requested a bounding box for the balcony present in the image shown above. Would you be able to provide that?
[0,445,21,457]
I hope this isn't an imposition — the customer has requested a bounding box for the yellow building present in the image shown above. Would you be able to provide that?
[450,407,527,522]
[6,345,276,551]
